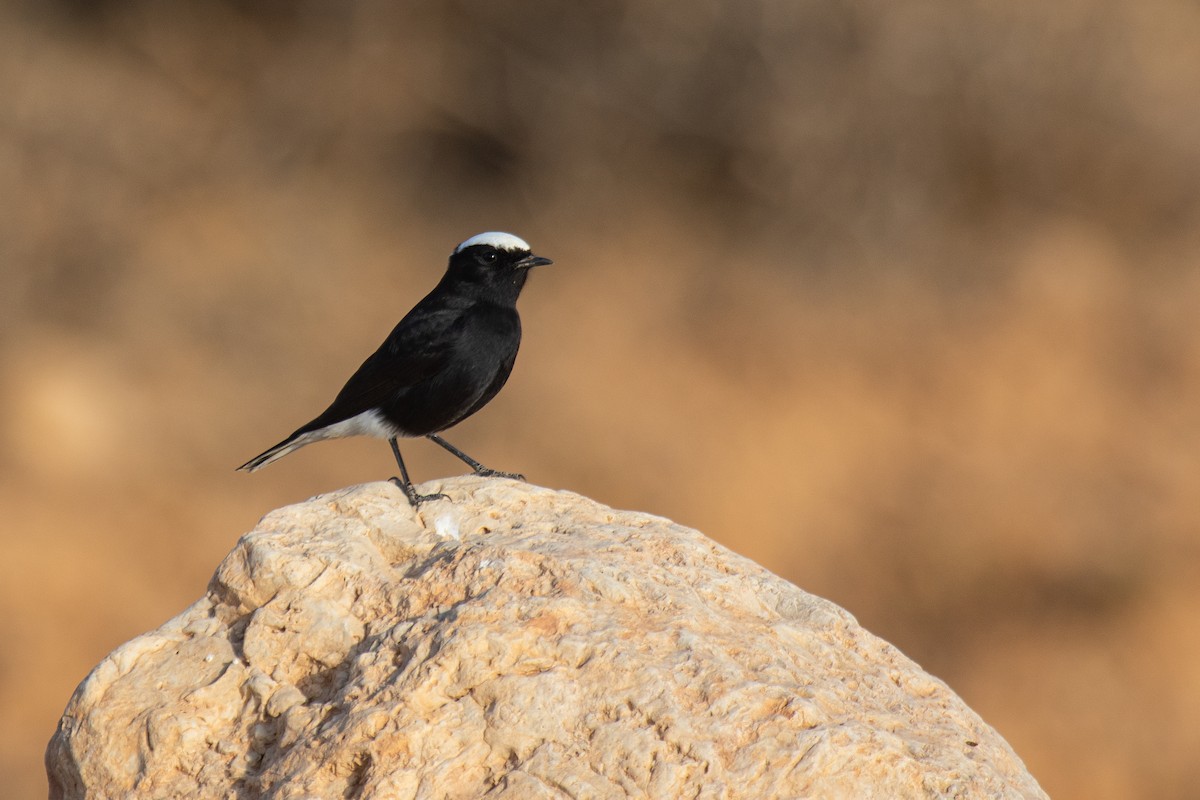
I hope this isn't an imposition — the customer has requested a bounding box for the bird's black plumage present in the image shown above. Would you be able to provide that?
[238,231,552,505]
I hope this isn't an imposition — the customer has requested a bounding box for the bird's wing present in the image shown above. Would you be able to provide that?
[298,305,465,432]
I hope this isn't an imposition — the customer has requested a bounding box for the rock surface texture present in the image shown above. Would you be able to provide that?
[47,478,1047,799]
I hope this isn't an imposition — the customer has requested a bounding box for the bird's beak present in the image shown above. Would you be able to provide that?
[515,253,553,269]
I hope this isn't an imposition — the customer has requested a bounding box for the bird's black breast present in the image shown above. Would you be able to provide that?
[378,301,522,435]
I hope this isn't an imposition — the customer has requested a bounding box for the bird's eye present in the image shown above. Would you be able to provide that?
[479,251,499,265]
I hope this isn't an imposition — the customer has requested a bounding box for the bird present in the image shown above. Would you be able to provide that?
[238,231,552,506]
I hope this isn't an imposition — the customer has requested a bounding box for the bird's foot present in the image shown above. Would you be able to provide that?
[474,467,526,481]
[389,477,448,507]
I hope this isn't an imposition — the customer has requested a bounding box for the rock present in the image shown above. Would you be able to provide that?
[47,478,1047,799]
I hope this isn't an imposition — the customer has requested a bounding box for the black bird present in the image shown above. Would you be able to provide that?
[238,231,552,506]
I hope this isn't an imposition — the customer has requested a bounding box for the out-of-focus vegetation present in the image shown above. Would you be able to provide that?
[3,2,1199,798]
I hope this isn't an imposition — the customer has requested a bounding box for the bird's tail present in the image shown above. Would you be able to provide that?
[237,430,322,472]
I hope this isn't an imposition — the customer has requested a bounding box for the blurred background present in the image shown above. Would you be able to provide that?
[2,1,1199,797]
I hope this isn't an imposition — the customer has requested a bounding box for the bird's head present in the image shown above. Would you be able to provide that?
[446,232,553,300]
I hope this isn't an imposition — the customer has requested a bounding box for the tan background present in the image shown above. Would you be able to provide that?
[3,2,1199,798]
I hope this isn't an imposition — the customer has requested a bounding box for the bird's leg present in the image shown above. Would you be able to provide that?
[389,437,447,506]
[426,434,525,481]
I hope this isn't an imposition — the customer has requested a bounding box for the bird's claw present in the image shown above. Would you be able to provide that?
[475,468,525,482]
[389,477,448,507]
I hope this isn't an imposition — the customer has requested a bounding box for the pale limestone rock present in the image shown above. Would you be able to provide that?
[47,478,1047,799]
